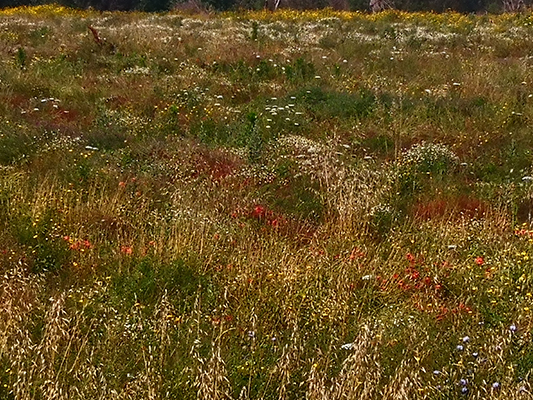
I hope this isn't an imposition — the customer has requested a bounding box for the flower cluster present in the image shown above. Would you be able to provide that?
[379,253,442,294]
[400,142,459,174]
[63,236,93,252]
[233,204,287,228]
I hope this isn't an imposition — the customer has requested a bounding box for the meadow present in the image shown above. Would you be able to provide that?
[0,4,532,399]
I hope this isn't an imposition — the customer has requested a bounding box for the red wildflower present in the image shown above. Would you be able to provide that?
[475,256,484,266]
[350,247,365,260]
[121,245,133,255]
[252,205,266,218]
[406,253,416,263]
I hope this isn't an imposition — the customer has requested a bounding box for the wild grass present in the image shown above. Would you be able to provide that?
[0,4,532,399]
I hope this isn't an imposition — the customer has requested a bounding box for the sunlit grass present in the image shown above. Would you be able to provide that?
[0,5,532,399]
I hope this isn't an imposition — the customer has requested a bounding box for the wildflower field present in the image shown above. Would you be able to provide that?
[1,4,533,399]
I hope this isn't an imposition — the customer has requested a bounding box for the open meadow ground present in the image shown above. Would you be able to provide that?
[0,5,533,399]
